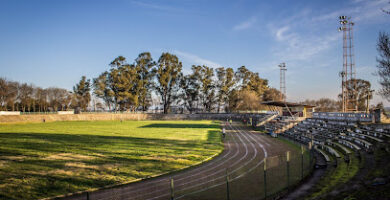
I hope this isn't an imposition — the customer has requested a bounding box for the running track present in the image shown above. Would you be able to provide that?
[62,122,293,200]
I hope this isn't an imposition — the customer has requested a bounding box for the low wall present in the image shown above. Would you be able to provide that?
[0,113,267,123]
[58,111,75,115]
[312,112,372,122]
[0,111,20,116]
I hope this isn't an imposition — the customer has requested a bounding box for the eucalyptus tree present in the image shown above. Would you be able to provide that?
[236,66,252,87]
[73,76,91,111]
[235,66,268,97]
[107,56,140,111]
[263,87,283,101]
[179,72,200,113]
[93,71,114,110]
[192,65,215,112]
[135,52,155,111]
[344,79,373,111]
[215,67,236,113]
[154,53,182,114]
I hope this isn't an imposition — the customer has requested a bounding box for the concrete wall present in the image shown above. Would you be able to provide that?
[58,111,75,115]
[0,111,20,116]
[312,112,372,122]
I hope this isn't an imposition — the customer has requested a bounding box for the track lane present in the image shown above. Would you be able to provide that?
[64,122,275,200]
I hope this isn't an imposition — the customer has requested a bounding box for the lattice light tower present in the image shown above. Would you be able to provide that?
[338,16,357,112]
[279,63,287,102]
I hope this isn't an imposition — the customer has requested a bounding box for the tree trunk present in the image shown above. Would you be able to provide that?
[164,103,168,114]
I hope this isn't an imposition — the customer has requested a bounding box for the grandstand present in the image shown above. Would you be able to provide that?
[248,108,390,199]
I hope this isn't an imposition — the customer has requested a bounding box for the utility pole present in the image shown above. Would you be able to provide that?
[338,16,357,112]
[279,63,287,102]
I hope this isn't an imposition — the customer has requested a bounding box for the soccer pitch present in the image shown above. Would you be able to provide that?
[0,120,223,200]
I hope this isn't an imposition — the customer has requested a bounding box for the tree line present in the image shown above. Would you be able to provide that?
[92,52,283,113]
[0,52,283,113]
[0,79,72,112]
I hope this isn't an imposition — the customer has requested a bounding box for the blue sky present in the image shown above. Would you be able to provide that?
[0,0,390,105]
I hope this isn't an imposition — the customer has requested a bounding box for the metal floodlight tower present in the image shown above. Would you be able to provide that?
[279,63,287,102]
[338,16,357,112]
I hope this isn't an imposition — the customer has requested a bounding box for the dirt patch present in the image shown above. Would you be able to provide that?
[65,162,99,170]
[45,153,97,161]
[50,169,78,176]
[0,160,7,167]
[0,155,26,161]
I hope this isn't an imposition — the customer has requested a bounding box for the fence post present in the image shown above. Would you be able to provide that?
[309,142,312,166]
[286,151,290,191]
[263,157,267,199]
[86,192,89,200]
[301,145,304,180]
[226,169,230,200]
[170,178,174,200]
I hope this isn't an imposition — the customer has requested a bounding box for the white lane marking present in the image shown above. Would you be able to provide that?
[122,123,249,200]
[144,123,253,200]
[94,124,239,200]
[175,125,268,199]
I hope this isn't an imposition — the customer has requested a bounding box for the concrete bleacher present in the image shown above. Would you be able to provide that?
[279,112,389,165]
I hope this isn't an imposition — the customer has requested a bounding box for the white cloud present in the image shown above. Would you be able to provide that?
[173,50,223,69]
[271,23,339,61]
[275,26,291,41]
[233,17,257,31]
[311,0,390,23]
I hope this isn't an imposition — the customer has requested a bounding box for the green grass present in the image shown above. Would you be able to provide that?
[325,145,390,200]
[306,148,359,199]
[0,120,223,200]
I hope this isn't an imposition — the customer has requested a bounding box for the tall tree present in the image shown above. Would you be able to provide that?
[154,53,182,114]
[18,83,33,112]
[193,65,215,112]
[301,98,340,112]
[108,56,139,111]
[0,78,8,111]
[215,67,236,113]
[263,87,283,101]
[73,76,91,111]
[135,52,155,111]
[34,87,48,112]
[47,87,70,111]
[6,81,19,111]
[235,66,268,97]
[236,66,252,87]
[376,32,390,102]
[342,79,373,111]
[93,72,114,110]
[228,90,262,111]
[179,72,200,113]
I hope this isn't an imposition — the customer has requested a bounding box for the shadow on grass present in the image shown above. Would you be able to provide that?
[0,132,215,156]
[0,130,222,200]
[0,120,223,199]
[140,123,220,129]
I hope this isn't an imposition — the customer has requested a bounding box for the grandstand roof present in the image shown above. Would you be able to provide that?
[261,101,316,108]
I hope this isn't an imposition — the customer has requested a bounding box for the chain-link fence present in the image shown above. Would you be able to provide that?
[66,144,314,200]
[175,147,314,200]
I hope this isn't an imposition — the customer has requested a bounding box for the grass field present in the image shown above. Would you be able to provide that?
[306,147,359,199]
[0,120,223,200]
